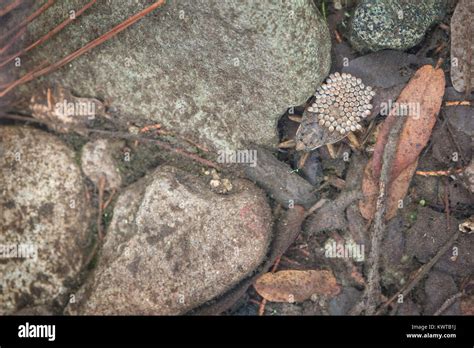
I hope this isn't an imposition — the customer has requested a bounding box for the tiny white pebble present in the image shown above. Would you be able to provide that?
[329,126,334,132]
[350,125,356,132]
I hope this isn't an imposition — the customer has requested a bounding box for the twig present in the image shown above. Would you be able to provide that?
[102,189,116,210]
[445,101,470,106]
[377,179,457,315]
[376,230,459,315]
[156,129,210,153]
[97,175,105,240]
[416,168,463,176]
[350,113,406,315]
[304,198,327,218]
[0,0,97,68]
[0,0,22,17]
[444,176,451,239]
[0,0,166,97]
[433,292,463,316]
[0,113,220,169]
[0,0,54,43]
[0,26,26,56]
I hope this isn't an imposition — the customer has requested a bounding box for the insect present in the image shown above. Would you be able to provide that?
[292,72,376,153]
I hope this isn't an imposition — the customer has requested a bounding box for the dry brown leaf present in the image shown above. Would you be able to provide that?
[360,65,445,220]
[254,270,340,303]
[360,160,418,220]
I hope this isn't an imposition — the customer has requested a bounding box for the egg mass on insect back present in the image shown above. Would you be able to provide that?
[296,72,376,151]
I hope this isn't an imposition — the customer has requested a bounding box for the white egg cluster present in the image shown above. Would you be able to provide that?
[307,72,376,135]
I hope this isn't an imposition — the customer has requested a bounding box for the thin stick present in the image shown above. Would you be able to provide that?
[102,189,116,210]
[0,113,220,169]
[376,230,459,314]
[0,0,166,97]
[433,292,463,316]
[0,0,22,17]
[0,0,54,43]
[445,101,470,106]
[97,175,105,240]
[0,26,26,56]
[0,0,97,68]
[350,113,406,315]
[416,168,463,177]
[304,198,327,218]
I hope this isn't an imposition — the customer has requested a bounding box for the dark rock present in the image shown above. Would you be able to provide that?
[396,299,422,316]
[329,287,362,315]
[342,50,433,89]
[347,0,446,52]
[244,147,319,208]
[305,190,362,234]
[424,271,460,315]
[405,208,473,277]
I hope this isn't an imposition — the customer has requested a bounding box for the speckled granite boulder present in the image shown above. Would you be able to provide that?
[67,165,272,315]
[347,0,446,52]
[0,126,91,314]
[18,0,331,150]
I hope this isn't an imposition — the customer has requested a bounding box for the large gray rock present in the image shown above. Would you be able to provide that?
[0,126,91,314]
[67,165,273,315]
[347,0,446,52]
[19,0,331,150]
[450,0,474,93]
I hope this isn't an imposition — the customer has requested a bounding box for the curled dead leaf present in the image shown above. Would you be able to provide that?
[360,65,445,220]
[254,270,340,303]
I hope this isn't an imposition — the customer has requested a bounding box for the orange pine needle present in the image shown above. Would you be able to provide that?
[416,168,463,177]
[445,101,470,106]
